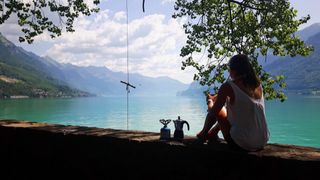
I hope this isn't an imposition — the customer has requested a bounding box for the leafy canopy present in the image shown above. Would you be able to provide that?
[0,0,100,43]
[173,0,313,101]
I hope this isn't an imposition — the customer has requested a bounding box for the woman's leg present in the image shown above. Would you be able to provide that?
[216,112,232,142]
[197,98,217,139]
[207,124,220,140]
[210,110,245,151]
[197,111,217,140]
[207,106,228,140]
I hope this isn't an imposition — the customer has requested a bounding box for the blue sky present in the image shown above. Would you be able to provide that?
[0,0,319,84]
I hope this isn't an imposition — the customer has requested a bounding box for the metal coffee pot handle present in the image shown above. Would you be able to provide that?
[182,120,190,131]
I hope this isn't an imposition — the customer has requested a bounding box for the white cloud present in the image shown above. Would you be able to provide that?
[114,11,126,21]
[44,10,194,83]
[0,15,24,43]
[0,1,193,84]
[161,0,175,5]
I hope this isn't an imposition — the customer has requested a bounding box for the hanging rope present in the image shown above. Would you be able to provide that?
[120,0,145,130]
[120,0,136,130]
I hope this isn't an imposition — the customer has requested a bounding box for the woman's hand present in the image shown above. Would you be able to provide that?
[207,94,217,101]
[206,94,217,109]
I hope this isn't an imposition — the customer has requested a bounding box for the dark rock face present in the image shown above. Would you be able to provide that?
[0,120,319,180]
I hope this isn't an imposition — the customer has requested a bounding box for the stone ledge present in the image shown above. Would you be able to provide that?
[0,119,320,179]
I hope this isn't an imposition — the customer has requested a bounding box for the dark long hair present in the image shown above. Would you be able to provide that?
[228,54,260,88]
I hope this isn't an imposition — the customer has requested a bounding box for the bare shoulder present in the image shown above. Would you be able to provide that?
[220,82,232,92]
[219,82,234,99]
[254,84,263,99]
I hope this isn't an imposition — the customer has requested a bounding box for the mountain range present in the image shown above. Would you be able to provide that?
[180,23,320,96]
[2,23,320,98]
[264,25,320,93]
[0,34,90,98]
[0,33,188,98]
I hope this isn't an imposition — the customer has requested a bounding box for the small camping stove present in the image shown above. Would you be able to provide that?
[159,119,171,140]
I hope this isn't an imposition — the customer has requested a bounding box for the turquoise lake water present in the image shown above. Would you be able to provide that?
[0,95,320,148]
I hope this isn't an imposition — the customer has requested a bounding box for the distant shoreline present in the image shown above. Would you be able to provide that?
[178,89,320,97]
[1,94,95,99]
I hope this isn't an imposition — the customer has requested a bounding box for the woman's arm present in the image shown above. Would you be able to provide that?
[211,83,233,117]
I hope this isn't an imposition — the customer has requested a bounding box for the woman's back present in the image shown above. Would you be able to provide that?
[234,80,262,99]
[227,81,269,151]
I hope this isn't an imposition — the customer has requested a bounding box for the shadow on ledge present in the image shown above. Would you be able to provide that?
[0,119,319,180]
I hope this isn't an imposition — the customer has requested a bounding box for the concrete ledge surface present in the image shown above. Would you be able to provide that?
[0,119,319,179]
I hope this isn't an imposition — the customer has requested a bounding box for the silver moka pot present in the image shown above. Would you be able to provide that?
[173,116,190,140]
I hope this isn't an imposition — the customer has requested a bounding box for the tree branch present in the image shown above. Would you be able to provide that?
[142,0,145,12]
[228,0,266,11]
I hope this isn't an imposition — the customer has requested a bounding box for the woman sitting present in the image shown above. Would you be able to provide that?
[197,54,269,152]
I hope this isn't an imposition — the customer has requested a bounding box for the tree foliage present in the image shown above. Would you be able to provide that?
[173,0,313,101]
[0,0,100,43]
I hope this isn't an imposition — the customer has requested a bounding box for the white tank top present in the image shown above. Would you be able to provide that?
[227,81,269,151]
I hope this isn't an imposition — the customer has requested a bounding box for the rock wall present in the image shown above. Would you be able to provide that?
[0,120,320,180]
